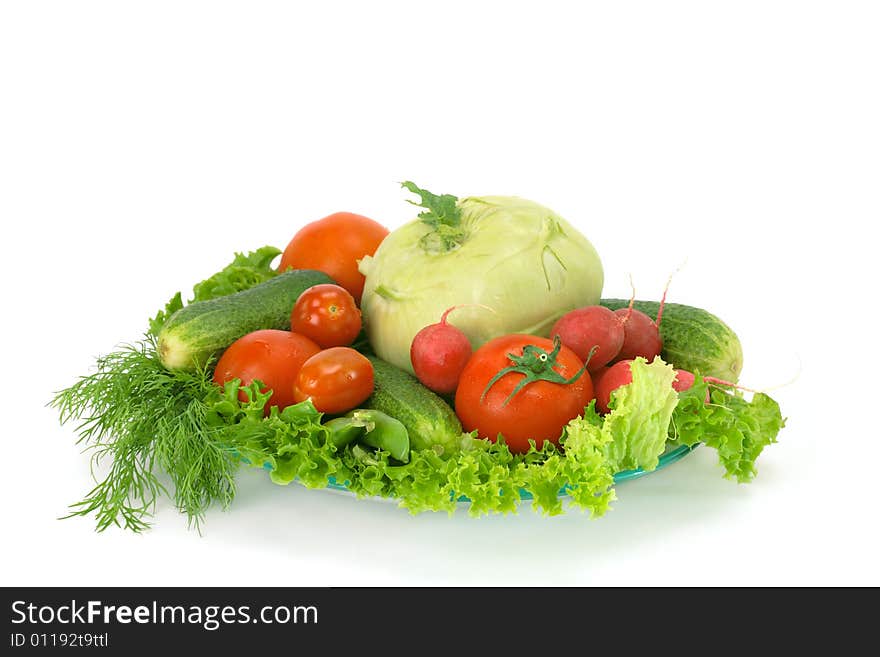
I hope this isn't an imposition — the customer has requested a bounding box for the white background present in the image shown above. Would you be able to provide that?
[2,1,877,586]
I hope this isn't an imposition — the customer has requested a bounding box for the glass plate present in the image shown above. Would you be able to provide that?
[319,443,699,502]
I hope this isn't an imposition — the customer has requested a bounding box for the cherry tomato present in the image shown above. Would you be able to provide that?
[213,330,321,412]
[291,283,362,348]
[455,335,594,453]
[293,347,374,414]
[279,212,389,303]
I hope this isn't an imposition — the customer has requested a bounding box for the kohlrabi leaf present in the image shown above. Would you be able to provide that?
[603,357,679,472]
[400,181,461,229]
[400,181,466,254]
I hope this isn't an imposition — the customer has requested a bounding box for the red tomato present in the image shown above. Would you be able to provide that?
[213,330,321,412]
[278,212,389,303]
[293,347,374,414]
[291,283,362,348]
[454,335,594,453]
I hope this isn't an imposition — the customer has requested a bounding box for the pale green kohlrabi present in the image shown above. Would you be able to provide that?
[358,182,605,373]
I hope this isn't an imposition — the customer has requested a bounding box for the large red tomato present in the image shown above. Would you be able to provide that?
[278,212,389,303]
[213,329,321,412]
[455,335,594,453]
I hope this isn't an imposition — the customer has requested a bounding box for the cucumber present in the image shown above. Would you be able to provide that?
[158,269,333,371]
[600,299,744,382]
[364,356,463,455]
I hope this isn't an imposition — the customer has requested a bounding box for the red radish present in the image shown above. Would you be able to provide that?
[613,307,662,361]
[589,365,610,413]
[410,306,480,394]
[591,364,610,389]
[673,369,711,402]
[704,376,759,392]
[612,274,672,362]
[550,306,625,372]
[672,369,696,392]
[595,360,634,414]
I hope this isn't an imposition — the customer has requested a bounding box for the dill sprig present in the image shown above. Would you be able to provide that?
[51,339,237,532]
[51,245,285,532]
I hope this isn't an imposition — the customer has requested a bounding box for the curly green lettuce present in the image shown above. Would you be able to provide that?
[211,383,616,518]
[149,246,281,336]
[211,359,783,521]
[671,376,785,482]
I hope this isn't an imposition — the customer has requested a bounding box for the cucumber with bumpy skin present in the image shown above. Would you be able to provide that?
[363,356,463,455]
[600,299,744,382]
[158,269,333,371]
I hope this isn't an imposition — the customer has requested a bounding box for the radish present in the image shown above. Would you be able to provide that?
[671,369,696,392]
[673,369,713,403]
[591,364,610,388]
[612,275,672,362]
[410,305,484,395]
[598,363,712,414]
[589,364,610,412]
[595,360,634,414]
[550,306,624,372]
[613,307,662,361]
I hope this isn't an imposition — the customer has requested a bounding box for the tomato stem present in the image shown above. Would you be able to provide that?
[480,335,587,406]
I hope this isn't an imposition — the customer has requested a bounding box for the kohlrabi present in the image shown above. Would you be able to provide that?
[358,182,605,373]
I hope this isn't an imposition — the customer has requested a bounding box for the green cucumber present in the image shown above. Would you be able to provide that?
[158,269,333,371]
[600,299,744,382]
[364,356,463,455]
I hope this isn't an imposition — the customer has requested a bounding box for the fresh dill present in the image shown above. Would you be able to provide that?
[51,340,239,531]
[51,246,285,531]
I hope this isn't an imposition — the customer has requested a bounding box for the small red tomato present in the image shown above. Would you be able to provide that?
[291,284,362,348]
[293,347,374,414]
[213,329,321,412]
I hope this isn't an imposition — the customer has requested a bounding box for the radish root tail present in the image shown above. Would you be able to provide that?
[440,304,497,325]
[621,274,636,324]
[655,261,684,328]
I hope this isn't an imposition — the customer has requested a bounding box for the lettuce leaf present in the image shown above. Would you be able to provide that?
[603,357,679,472]
[671,376,785,482]
[201,360,782,522]
[208,380,616,518]
[148,246,281,336]
[190,246,281,302]
[148,292,184,337]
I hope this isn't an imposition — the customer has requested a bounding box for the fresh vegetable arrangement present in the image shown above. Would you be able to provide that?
[52,183,785,531]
